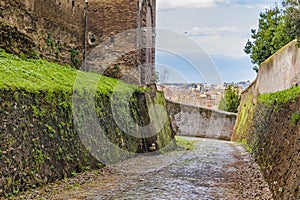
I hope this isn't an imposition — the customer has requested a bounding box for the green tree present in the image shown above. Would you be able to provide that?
[218,85,241,113]
[244,7,293,72]
[283,0,300,44]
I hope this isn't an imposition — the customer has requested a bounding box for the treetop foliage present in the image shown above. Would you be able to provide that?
[218,85,241,113]
[244,1,300,72]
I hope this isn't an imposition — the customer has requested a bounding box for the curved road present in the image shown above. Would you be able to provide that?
[47,137,273,200]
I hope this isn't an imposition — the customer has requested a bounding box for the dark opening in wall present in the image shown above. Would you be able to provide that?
[88,34,97,45]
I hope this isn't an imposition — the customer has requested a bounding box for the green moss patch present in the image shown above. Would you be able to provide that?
[290,112,300,125]
[259,86,300,107]
[232,94,256,142]
[175,136,194,150]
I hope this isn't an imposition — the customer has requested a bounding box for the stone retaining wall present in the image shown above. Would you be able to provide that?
[0,87,173,196]
[167,100,237,141]
[233,40,300,199]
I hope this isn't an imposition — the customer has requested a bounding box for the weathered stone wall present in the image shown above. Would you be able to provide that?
[86,0,156,85]
[0,86,173,196]
[233,40,300,199]
[233,40,300,141]
[233,92,300,199]
[167,100,237,141]
[0,0,156,83]
[257,40,300,94]
[0,0,85,66]
[138,0,156,85]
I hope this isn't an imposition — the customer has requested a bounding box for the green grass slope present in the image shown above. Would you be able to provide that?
[0,49,132,93]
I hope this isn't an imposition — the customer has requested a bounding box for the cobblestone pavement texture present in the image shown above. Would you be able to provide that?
[11,137,274,200]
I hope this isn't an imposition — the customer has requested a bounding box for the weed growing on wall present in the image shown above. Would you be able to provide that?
[290,112,300,125]
[68,48,80,67]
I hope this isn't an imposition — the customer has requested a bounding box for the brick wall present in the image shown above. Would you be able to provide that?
[0,0,85,66]
[0,0,156,84]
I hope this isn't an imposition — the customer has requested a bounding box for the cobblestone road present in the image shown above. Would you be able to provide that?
[49,137,273,200]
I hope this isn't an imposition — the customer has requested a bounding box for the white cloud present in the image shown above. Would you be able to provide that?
[157,0,274,10]
[157,0,230,9]
[233,3,273,9]
[184,26,248,58]
[188,26,243,37]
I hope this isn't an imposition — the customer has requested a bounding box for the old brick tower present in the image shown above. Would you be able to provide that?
[0,0,156,85]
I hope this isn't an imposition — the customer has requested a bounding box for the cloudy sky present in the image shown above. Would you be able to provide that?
[155,0,276,83]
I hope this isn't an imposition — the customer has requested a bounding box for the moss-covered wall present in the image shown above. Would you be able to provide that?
[233,89,300,199]
[0,51,173,197]
[232,40,300,199]
[0,87,173,197]
[231,86,257,142]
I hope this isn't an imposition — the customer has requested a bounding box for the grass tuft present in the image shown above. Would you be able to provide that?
[175,136,194,150]
[291,112,300,125]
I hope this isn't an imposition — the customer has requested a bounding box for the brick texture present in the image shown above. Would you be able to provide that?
[0,0,156,84]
